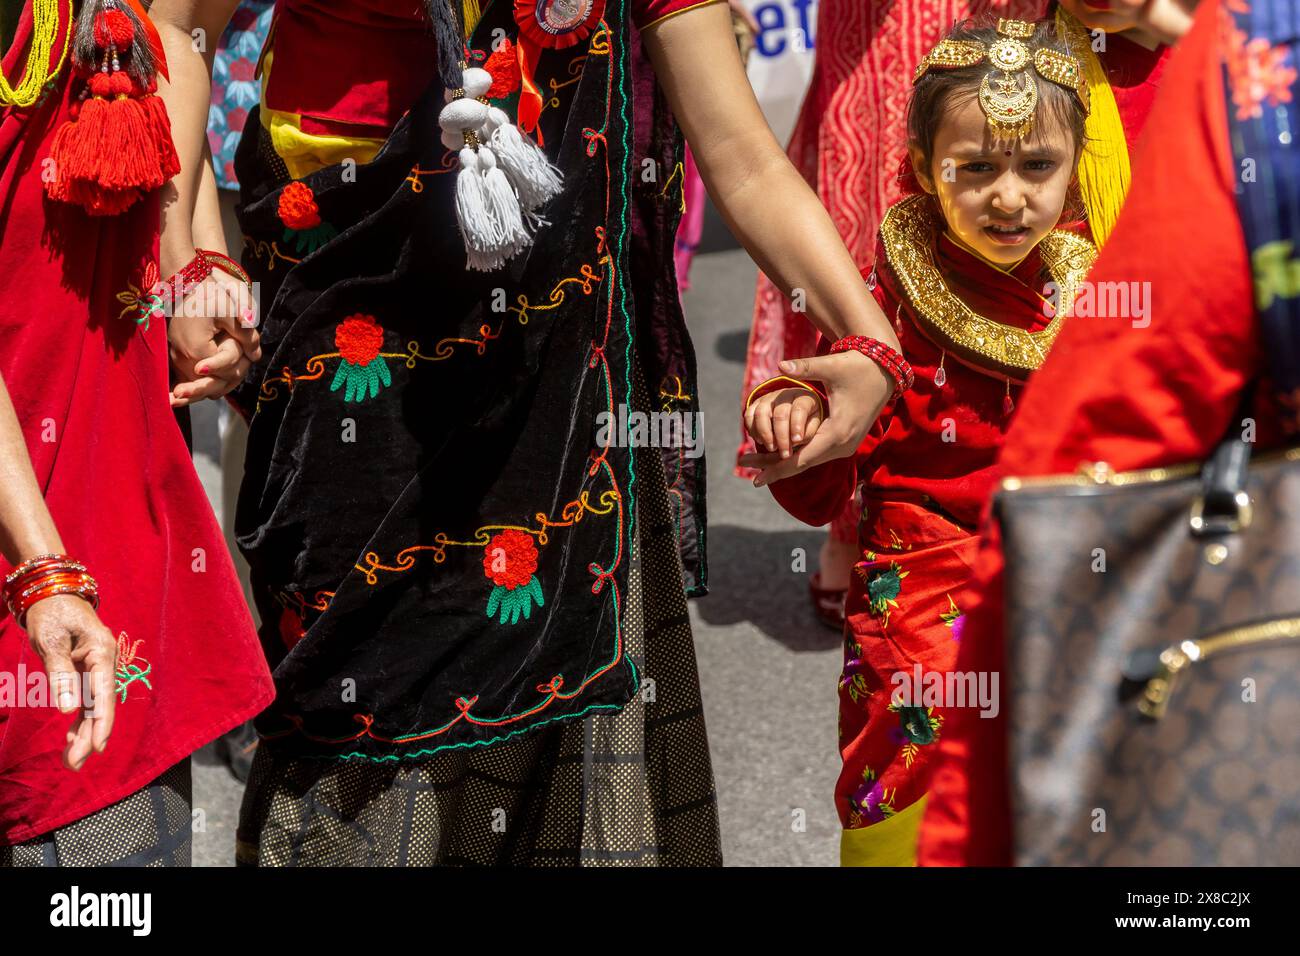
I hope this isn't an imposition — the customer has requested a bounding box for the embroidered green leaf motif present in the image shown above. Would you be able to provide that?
[331,355,393,403]
[284,222,339,256]
[486,576,545,625]
[896,705,937,745]
[869,568,904,603]
[855,560,909,625]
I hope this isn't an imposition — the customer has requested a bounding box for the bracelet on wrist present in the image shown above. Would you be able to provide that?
[827,335,914,400]
[164,248,253,300]
[3,554,100,628]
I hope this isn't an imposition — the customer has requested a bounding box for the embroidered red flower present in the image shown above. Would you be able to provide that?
[331,315,392,403]
[278,181,322,230]
[483,529,545,625]
[335,314,385,365]
[484,529,539,589]
[115,261,166,329]
[114,631,153,702]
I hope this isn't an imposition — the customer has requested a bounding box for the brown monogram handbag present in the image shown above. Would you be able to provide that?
[997,435,1300,865]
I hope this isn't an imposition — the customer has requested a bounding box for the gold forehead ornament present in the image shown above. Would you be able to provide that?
[913,19,1090,142]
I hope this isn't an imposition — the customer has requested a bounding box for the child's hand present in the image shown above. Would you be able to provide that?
[745,387,824,460]
[741,351,892,487]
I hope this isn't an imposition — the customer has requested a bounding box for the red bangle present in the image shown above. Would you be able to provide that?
[828,335,914,399]
[164,248,252,300]
[3,554,100,628]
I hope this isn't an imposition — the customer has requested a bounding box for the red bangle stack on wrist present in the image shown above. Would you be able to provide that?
[828,335,914,400]
[2,554,100,628]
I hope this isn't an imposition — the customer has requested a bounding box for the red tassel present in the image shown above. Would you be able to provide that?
[43,5,181,216]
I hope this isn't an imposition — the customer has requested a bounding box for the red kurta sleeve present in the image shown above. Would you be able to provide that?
[633,0,727,31]
[918,0,1269,866]
[767,456,858,528]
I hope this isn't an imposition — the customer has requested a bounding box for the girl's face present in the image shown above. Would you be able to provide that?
[914,93,1076,268]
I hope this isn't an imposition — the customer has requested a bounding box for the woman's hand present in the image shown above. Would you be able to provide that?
[22,594,118,771]
[168,267,261,407]
[1057,0,1198,46]
[739,351,892,486]
[744,387,824,460]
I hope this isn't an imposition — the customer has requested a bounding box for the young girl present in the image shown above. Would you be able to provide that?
[743,17,1095,866]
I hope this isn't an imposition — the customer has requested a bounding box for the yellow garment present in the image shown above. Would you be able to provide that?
[1056,7,1132,248]
[258,50,386,181]
[840,794,929,867]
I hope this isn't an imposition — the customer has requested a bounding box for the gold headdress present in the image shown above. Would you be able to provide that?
[913,19,1090,142]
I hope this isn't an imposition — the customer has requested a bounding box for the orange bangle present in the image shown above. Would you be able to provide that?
[3,554,100,628]
[745,375,830,418]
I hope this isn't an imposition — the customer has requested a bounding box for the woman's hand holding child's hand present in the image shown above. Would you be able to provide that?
[740,350,892,487]
[745,386,824,460]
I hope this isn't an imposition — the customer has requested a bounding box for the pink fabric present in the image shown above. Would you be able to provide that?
[675,145,706,293]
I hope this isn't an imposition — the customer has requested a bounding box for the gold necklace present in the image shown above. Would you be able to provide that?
[880,194,1095,383]
[0,0,72,110]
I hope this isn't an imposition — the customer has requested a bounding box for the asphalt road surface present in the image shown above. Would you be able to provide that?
[188,244,843,867]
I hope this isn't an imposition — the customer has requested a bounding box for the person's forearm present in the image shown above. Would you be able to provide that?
[643,2,900,352]
[710,156,896,346]
[0,377,63,564]
[192,142,229,254]
[152,0,241,277]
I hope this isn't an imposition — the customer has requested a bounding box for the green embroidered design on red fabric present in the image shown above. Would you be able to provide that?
[856,560,908,625]
[890,702,942,746]
[113,633,152,702]
[115,262,166,330]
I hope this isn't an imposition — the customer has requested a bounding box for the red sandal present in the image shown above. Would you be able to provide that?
[809,571,847,631]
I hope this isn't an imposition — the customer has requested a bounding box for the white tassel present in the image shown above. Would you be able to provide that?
[455,146,505,271]
[486,106,564,212]
[439,66,557,272]
[478,146,531,253]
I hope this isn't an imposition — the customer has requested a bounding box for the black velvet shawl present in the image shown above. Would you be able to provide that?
[229,0,706,760]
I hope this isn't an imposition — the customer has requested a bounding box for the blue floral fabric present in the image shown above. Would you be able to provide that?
[208,0,274,191]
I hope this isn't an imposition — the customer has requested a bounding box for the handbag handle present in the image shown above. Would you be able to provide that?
[1190,430,1253,537]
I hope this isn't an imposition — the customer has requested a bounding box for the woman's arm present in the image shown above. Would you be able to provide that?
[152,0,261,406]
[0,376,116,769]
[642,3,897,484]
[643,3,895,348]
[153,0,242,278]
